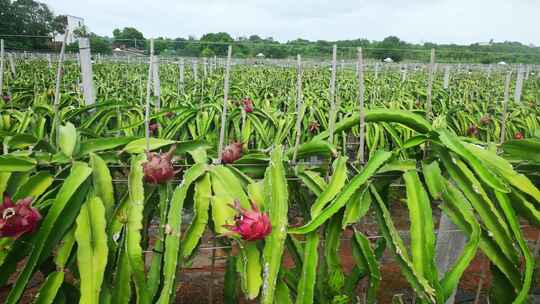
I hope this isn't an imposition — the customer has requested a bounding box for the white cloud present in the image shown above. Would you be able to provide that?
[44,0,540,45]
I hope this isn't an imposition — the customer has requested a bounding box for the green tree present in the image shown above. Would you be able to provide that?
[1,0,56,49]
[373,36,407,62]
[200,32,233,56]
[112,27,145,49]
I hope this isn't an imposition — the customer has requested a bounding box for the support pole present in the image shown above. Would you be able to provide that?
[357,48,366,164]
[78,37,95,105]
[217,46,232,163]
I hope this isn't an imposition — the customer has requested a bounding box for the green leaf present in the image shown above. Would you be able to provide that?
[5,162,92,304]
[403,171,437,286]
[157,163,208,304]
[437,129,509,193]
[295,233,319,304]
[310,156,348,217]
[237,242,263,299]
[79,137,136,155]
[34,271,65,304]
[12,171,53,201]
[371,185,436,303]
[351,230,381,303]
[75,196,109,304]
[126,154,150,304]
[90,153,115,220]
[123,138,176,154]
[0,155,36,172]
[289,150,392,234]
[261,146,289,304]
[181,173,211,259]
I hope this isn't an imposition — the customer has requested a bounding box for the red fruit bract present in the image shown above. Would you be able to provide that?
[2,95,11,103]
[221,142,243,164]
[242,98,253,113]
[0,196,41,239]
[143,145,176,184]
[514,132,524,140]
[226,200,271,241]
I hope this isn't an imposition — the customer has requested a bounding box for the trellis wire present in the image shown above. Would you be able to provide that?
[216,45,232,164]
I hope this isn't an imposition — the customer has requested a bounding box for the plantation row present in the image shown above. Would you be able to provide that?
[0,56,539,303]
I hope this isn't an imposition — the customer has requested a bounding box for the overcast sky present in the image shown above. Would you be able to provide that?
[44,0,540,45]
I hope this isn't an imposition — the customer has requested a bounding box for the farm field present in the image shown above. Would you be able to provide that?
[1,49,540,304]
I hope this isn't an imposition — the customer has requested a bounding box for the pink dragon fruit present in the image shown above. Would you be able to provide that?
[242,98,254,113]
[308,121,320,134]
[221,142,243,164]
[467,125,478,137]
[0,196,42,239]
[225,200,271,241]
[143,145,177,184]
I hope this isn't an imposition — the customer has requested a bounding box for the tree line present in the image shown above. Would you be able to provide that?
[1,0,540,63]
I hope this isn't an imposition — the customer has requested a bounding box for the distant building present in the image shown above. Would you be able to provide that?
[54,15,85,44]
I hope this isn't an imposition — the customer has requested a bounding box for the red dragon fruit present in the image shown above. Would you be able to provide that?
[308,121,320,134]
[479,115,491,125]
[143,145,177,184]
[467,125,478,137]
[149,122,159,135]
[225,200,271,241]
[2,95,11,103]
[242,98,254,113]
[0,196,42,239]
[514,132,524,140]
[221,142,243,164]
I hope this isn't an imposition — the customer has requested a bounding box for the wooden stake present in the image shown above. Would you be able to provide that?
[500,71,512,144]
[152,54,161,109]
[8,53,15,78]
[292,54,303,164]
[192,59,198,81]
[426,48,436,120]
[443,65,450,89]
[144,38,155,152]
[328,44,338,145]
[0,39,4,97]
[357,48,366,164]
[514,65,524,104]
[78,37,95,105]
[178,58,185,93]
[217,46,232,163]
[53,30,69,146]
